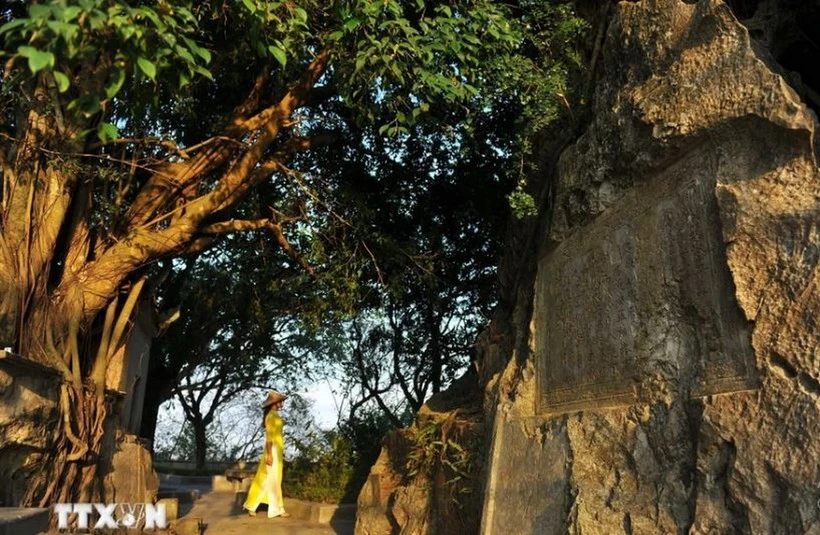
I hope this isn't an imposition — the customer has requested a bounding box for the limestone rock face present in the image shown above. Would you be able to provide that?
[481,1,820,534]
[356,433,415,535]
[355,412,485,535]
[355,1,819,533]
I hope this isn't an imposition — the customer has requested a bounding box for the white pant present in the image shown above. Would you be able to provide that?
[245,454,285,518]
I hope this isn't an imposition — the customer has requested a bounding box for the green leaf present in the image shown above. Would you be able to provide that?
[87,9,107,30]
[53,71,70,93]
[62,6,82,22]
[390,62,404,81]
[268,46,287,67]
[241,0,256,14]
[178,71,191,89]
[138,7,163,29]
[29,4,52,20]
[67,95,101,117]
[343,18,360,31]
[161,32,177,47]
[175,7,195,24]
[17,46,55,73]
[0,18,28,35]
[354,56,366,74]
[97,122,119,142]
[174,45,195,65]
[118,24,136,41]
[137,57,156,80]
[182,36,211,63]
[47,20,79,40]
[193,65,213,80]
[195,47,211,63]
[105,68,126,99]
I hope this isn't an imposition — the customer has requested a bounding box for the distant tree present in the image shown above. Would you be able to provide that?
[145,233,329,467]
[318,101,520,426]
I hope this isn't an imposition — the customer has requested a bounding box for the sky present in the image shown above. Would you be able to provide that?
[302,379,345,428]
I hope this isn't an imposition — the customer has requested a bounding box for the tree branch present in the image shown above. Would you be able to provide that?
[60,50,331,326]
[198,217,316,276]
[388,302,417,408]
[228,65,273,127]
[351,320,404,427]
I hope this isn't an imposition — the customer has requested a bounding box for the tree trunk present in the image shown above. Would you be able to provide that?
[140,373,175,447]
[22,383,109,506]
[427,302,443,395]
[193,418,208,471]
[0,78,117,508]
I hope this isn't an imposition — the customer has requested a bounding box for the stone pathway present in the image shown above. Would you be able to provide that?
[182,491,354,535]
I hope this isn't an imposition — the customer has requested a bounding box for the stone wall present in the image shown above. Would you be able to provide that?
[100,429,159,505]
[106,299,157,436]
[0,350,61,506]
[479,1,820,534]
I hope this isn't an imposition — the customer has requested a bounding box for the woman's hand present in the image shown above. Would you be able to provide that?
[265,453,273,466]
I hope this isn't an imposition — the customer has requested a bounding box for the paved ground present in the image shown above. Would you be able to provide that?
[182,491,354,535]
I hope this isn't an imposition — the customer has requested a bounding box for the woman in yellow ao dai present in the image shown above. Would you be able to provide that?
[243,391,290,518]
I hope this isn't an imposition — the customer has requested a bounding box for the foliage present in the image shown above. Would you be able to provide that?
[281,405,399,503]
[284,429,355,504]
[143,230,325,459]
[1,0,522,140]
[508,185,540,219]
[316,92,521,426]
[496,1,590,218]
[138,0,588,458]
[153,388,268,463]
[153,420,202,462]
[337,408,399,501]
[405,418,475,498]
[0,0,587,507]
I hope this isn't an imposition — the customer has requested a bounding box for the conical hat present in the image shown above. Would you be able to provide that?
[262,391,288,408]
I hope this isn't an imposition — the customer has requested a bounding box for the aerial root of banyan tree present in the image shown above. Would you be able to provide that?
[22,382,109,508]
[13,279,148,511]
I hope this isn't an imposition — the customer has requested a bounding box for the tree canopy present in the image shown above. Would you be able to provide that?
[0,0,586,507]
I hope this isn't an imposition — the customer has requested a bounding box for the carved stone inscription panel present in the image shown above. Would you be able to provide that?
[534,164,757,413]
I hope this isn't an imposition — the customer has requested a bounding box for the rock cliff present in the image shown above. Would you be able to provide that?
[356,1,820,533]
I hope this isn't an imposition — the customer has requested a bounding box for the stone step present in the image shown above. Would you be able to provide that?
[234,491,356,524]
[212,475,251,493]
[158,489,202,504]
[158,473,214,486]
[0,507,49,535]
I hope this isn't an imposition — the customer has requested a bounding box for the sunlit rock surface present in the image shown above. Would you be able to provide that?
[356,1,819,533]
